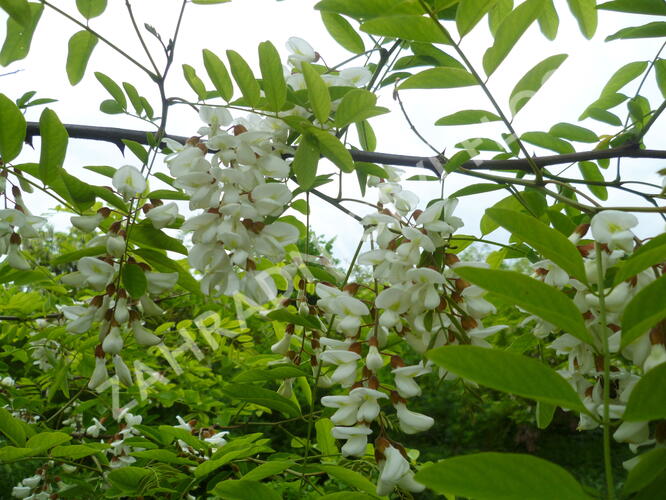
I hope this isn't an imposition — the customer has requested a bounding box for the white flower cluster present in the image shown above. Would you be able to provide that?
[525,211,665,464]
[0,206,46,271]
[164,107,299,302]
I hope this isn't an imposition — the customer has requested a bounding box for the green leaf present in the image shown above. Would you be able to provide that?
[0,2,42,66]
[566,0,597,39]
[121,263,147,299]
[211,480,280,500]
[66,30,98,85]
[75,0,107,19]
[0,407,27,446]
[292,134,320,190]
[227,50,261,108]
[0,0,31,27]
[321,12,365,54]
[521,131,574,154]
[601,61,649,97]
[53,245,106,266]
[606,22,666,41]
[509,54,568,115]
[624,447,666,494]
[107,466,151,492]
[454,267,594,344]
[258,41,287,112]
[482,0,540,76]
[147,189,189,201]
[456,0,497,37]
[549,122,598,143]
[451,183,505,198]
[621,274,666,348]
[537,401,556,429]
[222,384,300,417]
[122,82,143,115]
[578,161,608,200]
[318,465,377,494]
[428,345,586,412]
[38,108,68,185]
[202,49,233,101]
[244,460,295,481]
[315,0,403,20]
[309,127,354,173]
[233,366,309,383]
[614,240,666,285]
[360,15,451,43]
[335,89,381,127]
[356,120,376,151]
[0,93,26,162]
[0,446,34,462]
[121,139,148,165]
[320,495,375,500]
[315,418,338,458]
[130,224,188,255]
[486,207,586,282]
[454,137,506,151]
[94,72,127,109]
[623,362,666,421]
[302,62,331,124]
[130,449,194,464]
[192,0,231,3]
[182,64,207,100]
[598,0,666,15]
[415,452,589,499]
[100,99,123,114]
[51,444,101,460]
[26,431,71,453]
[435,109,500,126]
[538,0,559,40]
[488,0,513,36]
[398,67,477,89]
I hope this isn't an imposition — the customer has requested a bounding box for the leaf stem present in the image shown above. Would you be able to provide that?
[595,242,616,500]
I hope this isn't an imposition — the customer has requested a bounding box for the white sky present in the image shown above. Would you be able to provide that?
[1,0,665,263]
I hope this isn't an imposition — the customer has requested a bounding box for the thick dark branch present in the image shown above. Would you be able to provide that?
[25,122,666,176]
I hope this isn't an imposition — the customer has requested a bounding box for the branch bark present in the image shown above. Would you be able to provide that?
[25,122,666,176]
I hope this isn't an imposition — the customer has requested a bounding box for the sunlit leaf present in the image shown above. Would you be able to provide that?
[578,161,608,200]
[182,64,207,100]
[302,62,331,124]
[0,0,31,26]
[292,133,319,190]
[435,109,501,126]
[566,0,597,39]
[321,12,365,53]
[75,0,107,19]
[361,15,450,43]
[601,61,648,96]
[95,72,127,109]
[509,54,568,115]
[227,49,261,108]
[202,49,233,101]
[415,452,589,499]
[456,0,497,37]
[398,67,477,89]
[38,108,68,185]
[482,0,540,76]
[549,122,598,143]
[454,267,594,344]
[606,22,666,41]
[0,93,26,163]
[598,0,666,15]
[0,2,42,66]
[621,274,666,348]
[258,41,287,112]
[521,131,575,154]
[538,0,559,40]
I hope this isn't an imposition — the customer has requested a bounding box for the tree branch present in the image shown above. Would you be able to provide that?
[24,122,666,175]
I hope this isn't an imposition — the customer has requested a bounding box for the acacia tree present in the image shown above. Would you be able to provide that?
[0,0,665,499]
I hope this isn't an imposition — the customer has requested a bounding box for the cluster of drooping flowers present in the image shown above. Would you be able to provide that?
[303,164,515,495]
[163,106,299,303]
[0,181,47,271]
[57,164,179,389]
[523,211,665,466]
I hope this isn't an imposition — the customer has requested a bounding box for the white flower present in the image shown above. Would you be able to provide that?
[392,364,430,398]
[146,202,179,229]
[204,431,229,447]
[338,67,372,87]
[590,210,638,253]
[1,376,15,387]
[331,424,372,457]
[286,37,316,69]
[11,486,32,498]
[70,213,103,233]
[251,183,292,217]
[395,402,434,434]
[365,345,384,372]
[270,333,292,355]
[146,271,178,294]
[174,415,193,431]
[113,354,133,386]
[613,421,650,444]
[319,350,360,386]
[131,320,161,346]
[321,394,361,425]
[102,327,124,355]
[349,387,388,422]
[5,242,30,270]
[375,287,410,328]
[112,165,146,198]
[461,285,496,318]
[198,106,232,136]
[86,417,106,438]
[88,356,108,389]
[78,257,115,290]
[534,260,569,288]
[377,445,425,496]
[643,344,666,372]
[114,296,129,324]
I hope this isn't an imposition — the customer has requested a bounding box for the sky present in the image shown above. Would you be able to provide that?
[1,0,665,263]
